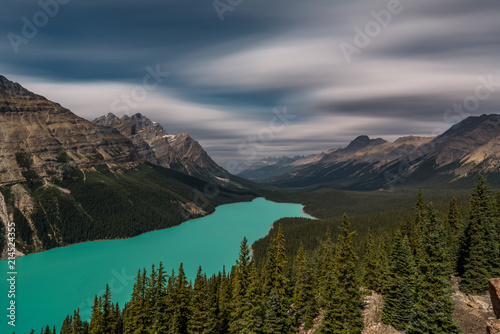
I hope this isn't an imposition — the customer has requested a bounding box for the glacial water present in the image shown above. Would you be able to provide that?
[0,197,308,333]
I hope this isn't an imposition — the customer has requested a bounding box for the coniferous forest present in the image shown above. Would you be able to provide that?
[31,176,500,334]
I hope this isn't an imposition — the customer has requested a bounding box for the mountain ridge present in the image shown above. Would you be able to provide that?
[240,115,500,189]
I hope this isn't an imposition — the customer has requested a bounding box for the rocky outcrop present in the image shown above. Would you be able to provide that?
[490,278,500,319]
[93,113,230,182]
[361,291,402,334]
[0,75,139,186]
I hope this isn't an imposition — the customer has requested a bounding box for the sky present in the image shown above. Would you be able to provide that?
[1,0,500,171]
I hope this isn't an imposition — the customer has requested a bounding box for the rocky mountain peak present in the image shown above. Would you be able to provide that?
[344,135,387,152]
[93,112,229,182]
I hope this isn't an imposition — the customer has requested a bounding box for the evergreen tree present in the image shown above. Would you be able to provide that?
[292,244,317,330]
[239,261,263,334]
[381,230,416,331]
[316,228,335,308]
[188,267,211,334]
[216,267,231,334]
[230,237,252,333]
[459,175,500,293]
[89,296,104,334]
[72,308,83,334]
[61,315,71,334]
[319,214,363,334]
[102,284,117,333]
[406,205,462,334]
[447,197,462,272]
[362,235,383,292]
[123,269,148,334]
[262,225,292,333]
[169,263,191,334]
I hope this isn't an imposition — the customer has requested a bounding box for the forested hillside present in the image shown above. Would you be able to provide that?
[31,176,500,334]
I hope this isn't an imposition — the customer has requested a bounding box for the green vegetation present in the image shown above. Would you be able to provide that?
[3,163,257,252]
[23,176,500,333]
[15,151,32,169]
[56,152,72,163]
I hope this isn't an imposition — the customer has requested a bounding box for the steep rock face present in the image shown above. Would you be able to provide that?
[93,113,229,182]
[0,75,138,185]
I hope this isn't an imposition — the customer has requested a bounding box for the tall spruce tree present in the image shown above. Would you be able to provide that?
[406,205,462,334]
[188,267,211,334]
[459,175,500,293]
[362,235,383,292]
[319,214,363,334]
[239,261,263,334]
[381,230,416,331]
[447,197,462,273]
[169,263,191,334]
[89,296,104,334]
[292,244,317,331]
[230,237,252,333]
[263,225,292,333]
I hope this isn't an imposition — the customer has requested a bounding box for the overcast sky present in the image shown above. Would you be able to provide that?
[1,0,500,169]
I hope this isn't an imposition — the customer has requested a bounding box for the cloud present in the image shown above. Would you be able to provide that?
[1,0,499,165]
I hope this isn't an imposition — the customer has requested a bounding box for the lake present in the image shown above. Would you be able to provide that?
[1,197,309,333]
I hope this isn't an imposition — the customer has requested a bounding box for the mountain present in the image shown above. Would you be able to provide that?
[0,75,257,259]
[0,75,138,186]
[245,115,500,190]
[93,113,230,183]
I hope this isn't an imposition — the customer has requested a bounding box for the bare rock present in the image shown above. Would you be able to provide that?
[490,278,500,319]
[487,320,500,334]
[93,113,230,183]
[0,75,139,186]
[361,291,402,334]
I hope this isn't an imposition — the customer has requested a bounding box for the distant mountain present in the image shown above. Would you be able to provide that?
[93,113,230,183]
[242,115,500,190]
[0,75,256,259]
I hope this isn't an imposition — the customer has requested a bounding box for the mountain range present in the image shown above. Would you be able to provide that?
[240,115,500,190]
[0,75,256,259]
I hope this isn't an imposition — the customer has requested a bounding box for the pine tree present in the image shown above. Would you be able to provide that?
[262,225,292,333]
[89,295,104,334]
[72,308,83,334]
[150,262,168,333]
[169,263,191,334]
[239,261,263,334]
[316,228,335,308]
[447,197,462,272]
[319,214,363,334]
[230,237,252,333]
[406,205,462,334]
[293,244,317,330]
[381,231,416,331]
[216,267,231,334]
[123,269,148,334]
[61,315,72,334]
[459,175,500,293]
[362,235,383,292]
[102,284,117,333]
[188,267,211,334]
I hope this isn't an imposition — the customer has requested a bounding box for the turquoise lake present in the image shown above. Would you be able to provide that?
[1,197,308,334]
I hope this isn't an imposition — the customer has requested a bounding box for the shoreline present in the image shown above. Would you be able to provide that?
[3,197,315,261]
[0,197,273,261]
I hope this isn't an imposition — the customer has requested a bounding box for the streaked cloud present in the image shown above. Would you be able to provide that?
[1,0,499,164]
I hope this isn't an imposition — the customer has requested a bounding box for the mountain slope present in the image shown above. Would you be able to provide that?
[244,115,500,190]
[93,113,230,183]
[0,75,138,186]
[0,75,257,259]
